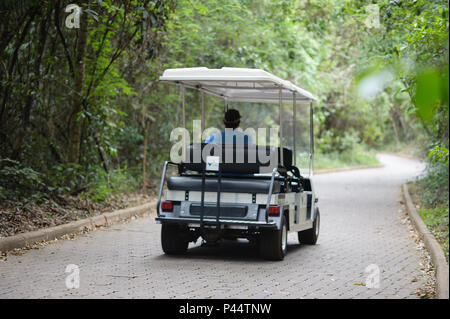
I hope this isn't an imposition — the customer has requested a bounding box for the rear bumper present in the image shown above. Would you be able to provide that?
[155,216,277,228]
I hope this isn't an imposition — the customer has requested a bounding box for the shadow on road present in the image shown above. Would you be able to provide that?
[153,239,305,262]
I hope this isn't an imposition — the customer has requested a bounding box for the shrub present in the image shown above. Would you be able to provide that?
[0,158,46,202]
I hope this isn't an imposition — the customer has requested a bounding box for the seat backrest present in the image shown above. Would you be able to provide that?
[182,143,292,174]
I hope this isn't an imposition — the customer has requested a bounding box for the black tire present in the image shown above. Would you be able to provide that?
[161,223,189,255]
[298,207,320,245]
[259,215,288,261]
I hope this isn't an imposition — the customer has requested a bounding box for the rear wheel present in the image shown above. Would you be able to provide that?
[298,207,320,245]
[161,223,189,255]
[259,215,288,260]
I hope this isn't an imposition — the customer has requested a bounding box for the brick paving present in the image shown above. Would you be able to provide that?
[0,154,430,298]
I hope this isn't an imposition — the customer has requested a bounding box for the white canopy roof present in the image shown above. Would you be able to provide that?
[159,67,316,103]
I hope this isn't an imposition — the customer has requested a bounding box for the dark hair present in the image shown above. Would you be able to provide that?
[223,109,241,129]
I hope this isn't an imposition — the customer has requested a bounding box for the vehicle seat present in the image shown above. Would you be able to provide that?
[182,143,293,174]
[167,176,281,194]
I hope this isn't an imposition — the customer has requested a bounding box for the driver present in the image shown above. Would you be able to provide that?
[204,109,254,145]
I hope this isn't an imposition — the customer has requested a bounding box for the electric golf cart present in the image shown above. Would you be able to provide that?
[156,67,319,260]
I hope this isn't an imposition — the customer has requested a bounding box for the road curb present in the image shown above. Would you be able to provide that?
[0,201,156,253]
[402,184,449,299]
[315,164,384,175]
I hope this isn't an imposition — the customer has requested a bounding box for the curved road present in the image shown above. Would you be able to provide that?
[0,154,430,298]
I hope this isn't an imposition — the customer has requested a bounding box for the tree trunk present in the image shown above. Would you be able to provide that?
[0,8,38,130]
[67,5,88,164]
[397,107,409,140]
[11,6,50,159]
[142,120,150,193]
[389,110,400,145]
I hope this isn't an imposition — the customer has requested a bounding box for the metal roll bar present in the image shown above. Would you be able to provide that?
[157,161,179,216]
[265,168,278,223]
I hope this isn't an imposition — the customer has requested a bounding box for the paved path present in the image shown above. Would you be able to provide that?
[0,154,429,298]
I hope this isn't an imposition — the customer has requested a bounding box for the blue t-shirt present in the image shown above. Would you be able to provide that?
[204,129,253,145]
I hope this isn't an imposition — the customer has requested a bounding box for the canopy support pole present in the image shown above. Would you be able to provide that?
[201,92,205,133]
[181,85,186,129]
[309,101,314,176]
[293,92,297,167]
[279,87,283,166]
[181,85,187,157]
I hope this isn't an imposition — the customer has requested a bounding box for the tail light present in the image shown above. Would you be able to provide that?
[161,201,173,212]
[268,205,280,216]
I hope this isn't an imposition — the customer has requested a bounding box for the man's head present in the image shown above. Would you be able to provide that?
[223,109,241,129]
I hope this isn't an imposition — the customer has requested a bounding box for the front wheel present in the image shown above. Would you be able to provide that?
[259,215,288,261]
[298,207,320,245]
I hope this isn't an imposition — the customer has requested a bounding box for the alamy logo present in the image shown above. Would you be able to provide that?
[65,264,80,289]
[365,264,380,288]
[65,4,81,29]
[364,4,380,29]
[169,120,281,174]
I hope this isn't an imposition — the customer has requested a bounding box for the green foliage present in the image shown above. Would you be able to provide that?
[418,205,449,262]
[429,145,449,165]
[81,166,139,202]
[417,161,449,208]
[415,69,443,124]
[0,158,46,202]
[315,148,379,170]
[413,159,449,261]
[0,0,174,201]
[0,0,448,205]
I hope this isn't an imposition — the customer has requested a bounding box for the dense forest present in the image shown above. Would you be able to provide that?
[0,0,448,247]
